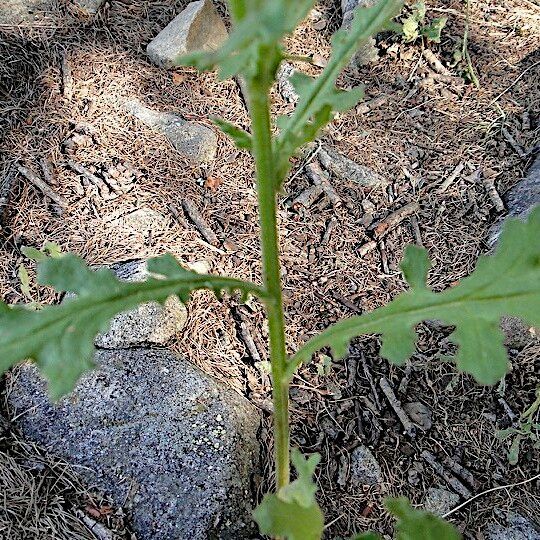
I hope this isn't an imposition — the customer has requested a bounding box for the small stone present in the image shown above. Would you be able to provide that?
[423,488,459,516]
[403,402,432,431]
[120,207,168,236]
[9,349,260,540]
[349,445,383,487]
[94,259,187,349]
[277,62,299,104]
[73,0,106,16]
[485,513,540,540]
[125,99,217,164]
[147,0,228,70]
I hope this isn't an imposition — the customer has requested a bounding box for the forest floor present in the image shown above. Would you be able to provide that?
[1,0,539,538]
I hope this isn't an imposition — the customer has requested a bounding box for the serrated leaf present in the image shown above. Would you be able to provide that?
[290,208,540,385]
[275,0,402,187]
[386,497,461,540]
[212,118,252,150]
[422,17,447,43]
[254,494,324,540]
[254,449,323,539]
[0,255,266,400]
[278,449,320,507]
[18,264,32,300]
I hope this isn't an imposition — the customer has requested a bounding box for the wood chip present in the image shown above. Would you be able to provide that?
[502,127,527,158]
[438,162,465,193]
[67,160,111,198]
[321,217,337,246]
[17,165,68,208]
[306,161,341,207]
[421,450,472,498]
[60,50,73,99]
[423,49,451,76]
[181,198,220,246]
[481,172,505,213]
[358,240,377,257]
[379,377,416,438]
[291,185,324,210]
[372,202,420,239]
[356,94,389,115]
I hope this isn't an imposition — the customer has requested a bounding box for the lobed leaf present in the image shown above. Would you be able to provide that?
[290,208,540,385]
[274,0,403,185]
[253,449,324,540]
[386,498,461,539]
[0,254,266,399]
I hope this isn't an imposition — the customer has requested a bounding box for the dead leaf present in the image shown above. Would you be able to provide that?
[312,19,327,30]
[172,72,186,85]
[204,175,222,191]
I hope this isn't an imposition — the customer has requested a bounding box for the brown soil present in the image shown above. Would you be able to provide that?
[0,0,539,538]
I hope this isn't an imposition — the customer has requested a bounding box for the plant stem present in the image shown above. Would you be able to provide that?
[247,80,290,490]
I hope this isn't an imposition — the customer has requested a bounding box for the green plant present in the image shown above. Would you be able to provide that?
[401,1,447,43]
[497,387,540,465]
[1,0,539,538]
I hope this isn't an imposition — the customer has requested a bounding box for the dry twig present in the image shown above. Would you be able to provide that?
[379,377,416,438]
[17,165,68,208]
[181,198,220,246]
[372,202,420,239]
[421,450,472,498]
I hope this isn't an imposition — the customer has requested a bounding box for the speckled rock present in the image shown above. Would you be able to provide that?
[147,0,228,69]
[0,0,52,24]
[488,156,540,347]
[485,513,540,540]
[349,445,383,488]
[125,99,217,164]
[119,207,169,238]
[422,487,459,516]
[94,259,187,349]
[9,349,260,540]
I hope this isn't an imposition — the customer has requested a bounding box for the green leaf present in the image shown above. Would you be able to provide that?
[508,435,522,465]
[401,245,430,289]
[290,208,540,385]
[386,497,461,540]
[275,0,402,186]
[18,264,32,300]
[21,246,48,263]
[254,449,324,540]
[278,449,320,507]
[350,533,383,539]
[402,17,419,42]
[212,118,252,150]
[421,17,447,43]
[253,494,324,540]
[0,254,267,400]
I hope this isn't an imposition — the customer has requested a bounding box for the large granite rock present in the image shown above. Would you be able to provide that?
[488,155,540,248]
[9,349,261,540]
[488,156,540,347]
[125,99,217,164]
[94,259,187,349]
[485,513,540,540]
[147,0,228,69]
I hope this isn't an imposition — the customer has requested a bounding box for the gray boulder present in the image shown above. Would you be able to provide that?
[349,445,384,488]
[488,155,540,248]
[147,0,228,70]
[125,99,217,164]
[488,155,540,347]
[95,259,187,349]
[9,348,261,540]
[422,487,459,516]
[485,513,540,540]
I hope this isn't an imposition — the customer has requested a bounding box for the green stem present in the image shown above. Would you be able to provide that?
[247,79,290,490]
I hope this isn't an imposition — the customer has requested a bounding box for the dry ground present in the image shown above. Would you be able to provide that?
[0,0,539,538]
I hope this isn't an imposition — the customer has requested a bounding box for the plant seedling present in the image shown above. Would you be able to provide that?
[0,1,539,538]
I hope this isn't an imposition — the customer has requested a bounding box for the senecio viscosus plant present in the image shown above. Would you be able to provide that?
[2,0,539,538]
